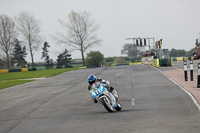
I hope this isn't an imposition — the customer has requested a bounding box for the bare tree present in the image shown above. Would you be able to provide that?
[0,15,17,69]
[15,12,43,68]
[55,11,101,66]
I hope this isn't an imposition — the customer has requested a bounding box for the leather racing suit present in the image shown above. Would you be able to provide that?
[88,78,118,103]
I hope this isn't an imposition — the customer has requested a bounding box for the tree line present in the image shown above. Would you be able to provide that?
[0,11,101,69]
[169,48,194,57]
[120,44,195,58]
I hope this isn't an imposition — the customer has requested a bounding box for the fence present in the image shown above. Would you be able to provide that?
[0,68,36,73]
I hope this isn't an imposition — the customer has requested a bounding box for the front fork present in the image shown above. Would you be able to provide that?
[100,91,116,108]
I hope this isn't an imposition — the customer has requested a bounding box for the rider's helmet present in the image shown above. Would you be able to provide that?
[88,74,96,85]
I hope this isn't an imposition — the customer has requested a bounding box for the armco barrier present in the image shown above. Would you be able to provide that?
[28,68,37,71]
[172,57,177,61]
[115,63,129,66]
[171,57,193,62]
[129,62,142,65]
[79,66,87,69]
[0,69,9,73]
[177,57,183,61]
[21,68,29,72]
[9,69,21,72]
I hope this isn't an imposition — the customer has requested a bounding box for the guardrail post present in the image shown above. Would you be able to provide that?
[190,60,193,81]
[183,61,187,81]
[197,63,200,88]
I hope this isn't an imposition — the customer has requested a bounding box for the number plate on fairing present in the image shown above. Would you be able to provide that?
[91,84,106,98]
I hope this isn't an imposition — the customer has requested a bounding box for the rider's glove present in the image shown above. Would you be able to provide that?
[88,85,91,90]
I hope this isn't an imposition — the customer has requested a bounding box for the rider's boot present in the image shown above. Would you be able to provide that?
[93,98,98,103]
[110,88,119,104]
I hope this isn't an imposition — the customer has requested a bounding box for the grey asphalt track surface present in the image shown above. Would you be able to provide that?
[0,65,200,133]
[159,60,200,73]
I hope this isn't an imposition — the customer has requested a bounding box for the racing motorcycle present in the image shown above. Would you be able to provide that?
[90,83,122,113]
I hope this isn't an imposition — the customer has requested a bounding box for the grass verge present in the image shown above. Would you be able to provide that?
[0,80,35,90]
[0,68,79,80]
[0,68,79,90]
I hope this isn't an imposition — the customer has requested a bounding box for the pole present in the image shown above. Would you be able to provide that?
[183,61,187,81]
[190,60,193,81]
[148,38,150,50]
[197,63,200,88]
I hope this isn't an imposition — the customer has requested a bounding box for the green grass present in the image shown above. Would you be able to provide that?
[0,68,79,81]
[34,64,83,70]
[0,80,35,90]
[0,68,79,90]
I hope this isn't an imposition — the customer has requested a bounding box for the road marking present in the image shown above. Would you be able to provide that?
[173,66,183,72]
[116,72,122,77]
[131,98,135,105]
[167,76,200,112]
[150,65,200,112]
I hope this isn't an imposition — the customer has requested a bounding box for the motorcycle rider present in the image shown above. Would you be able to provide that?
[87,74,118,103]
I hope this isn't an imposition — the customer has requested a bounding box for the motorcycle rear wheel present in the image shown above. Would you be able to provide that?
[115,103,122,111]
[115,99,122,111]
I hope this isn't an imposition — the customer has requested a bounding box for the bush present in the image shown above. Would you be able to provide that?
[86,51,104,67]
[131,58,135,63]
[114,57,126,64]
[105,57,115,62]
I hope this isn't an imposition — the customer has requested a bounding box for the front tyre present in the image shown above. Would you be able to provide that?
[101,97,114,113]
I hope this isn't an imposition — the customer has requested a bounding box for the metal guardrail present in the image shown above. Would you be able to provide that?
[0,68,32,73]
[0,69,9,73]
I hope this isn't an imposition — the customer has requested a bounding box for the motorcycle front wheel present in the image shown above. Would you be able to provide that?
[101,97,114,113]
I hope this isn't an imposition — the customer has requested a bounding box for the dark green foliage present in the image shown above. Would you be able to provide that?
[41,42,53,69]
[86,51,104,67]
[124,57,130,61]
[12,39,27,68]
[0,58,6,68]
[114,57,126,64]
[169,48,187,57]
[56,49,72,68]
[131,58,135,63]
[105,57,115,62]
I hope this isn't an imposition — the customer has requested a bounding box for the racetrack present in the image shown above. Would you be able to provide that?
[0,65,200,133]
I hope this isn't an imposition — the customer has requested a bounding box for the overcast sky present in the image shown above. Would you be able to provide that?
[1,0,200,62]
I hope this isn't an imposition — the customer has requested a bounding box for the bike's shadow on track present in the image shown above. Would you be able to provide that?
[89,108,147,114]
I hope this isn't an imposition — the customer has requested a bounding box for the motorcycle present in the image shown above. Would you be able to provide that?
[90,83,122,113]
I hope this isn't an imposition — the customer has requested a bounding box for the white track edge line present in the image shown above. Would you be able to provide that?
[150,65,200,112]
